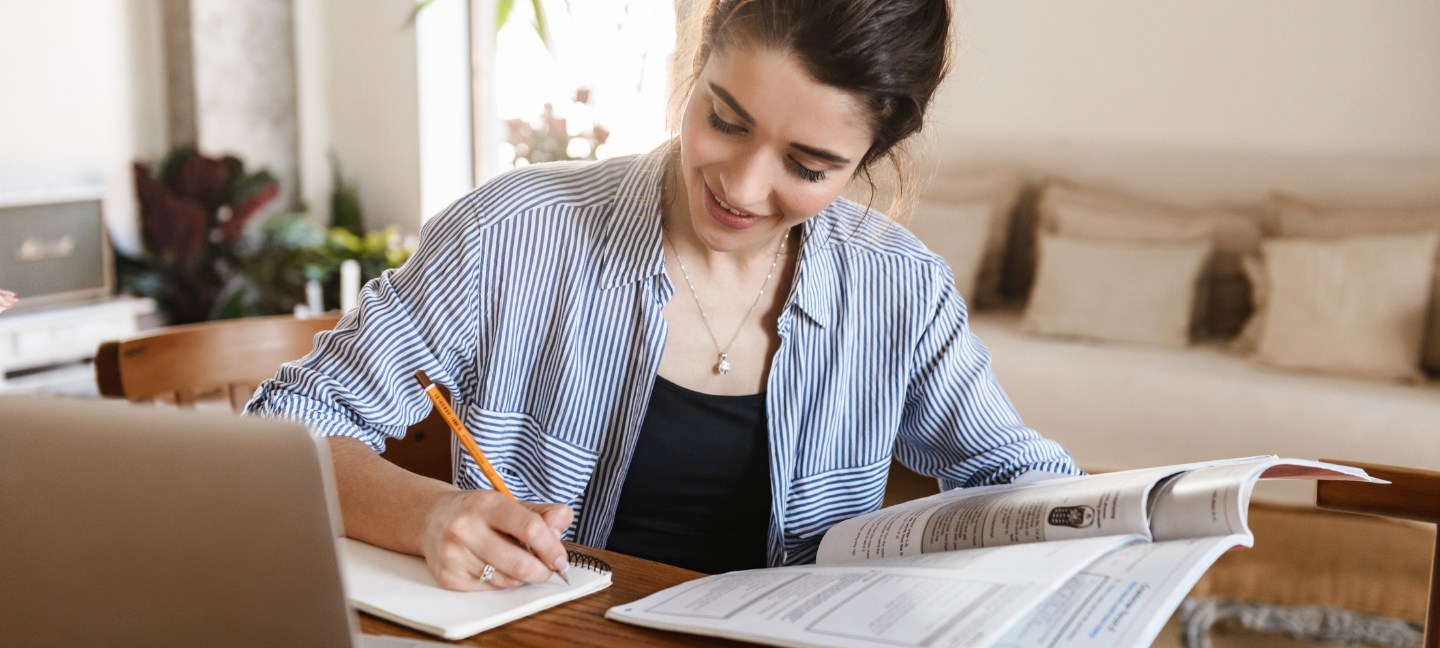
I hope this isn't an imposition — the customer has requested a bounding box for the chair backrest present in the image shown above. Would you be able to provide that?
[96,314,343,409]
[1317,459,1440,648]
[96,314,453,483]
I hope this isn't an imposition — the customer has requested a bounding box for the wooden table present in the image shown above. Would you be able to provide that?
[357,544,752,647]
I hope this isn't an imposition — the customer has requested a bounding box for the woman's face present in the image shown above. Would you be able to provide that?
[677,48,873,254]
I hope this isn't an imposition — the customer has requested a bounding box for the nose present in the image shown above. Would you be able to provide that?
[719,146,776,214]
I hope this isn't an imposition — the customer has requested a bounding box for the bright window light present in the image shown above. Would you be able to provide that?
[493,0,676,172]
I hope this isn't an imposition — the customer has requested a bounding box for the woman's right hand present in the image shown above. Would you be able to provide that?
[419,489,575,591]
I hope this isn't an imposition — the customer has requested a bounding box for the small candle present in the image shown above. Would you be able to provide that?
[306,279,324,316]
[340,260,361,312]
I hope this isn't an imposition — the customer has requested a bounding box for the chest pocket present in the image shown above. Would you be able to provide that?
[463,408,599,506]
[783,456,891,542]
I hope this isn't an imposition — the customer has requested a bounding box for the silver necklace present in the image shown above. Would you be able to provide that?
[663,226,787,376]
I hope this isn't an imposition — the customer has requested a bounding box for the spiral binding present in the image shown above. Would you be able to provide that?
[566,550,612,575]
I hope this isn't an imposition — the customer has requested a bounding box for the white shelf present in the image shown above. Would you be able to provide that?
[0,296,156,382]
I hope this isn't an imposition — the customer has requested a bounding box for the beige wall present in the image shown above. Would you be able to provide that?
[191,0,301,210]
[306,0,423,231]
[0,0,166,255]
[929,0,1440,206]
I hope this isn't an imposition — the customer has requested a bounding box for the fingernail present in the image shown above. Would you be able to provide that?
[554,528,564,540]
[553,556,569,573]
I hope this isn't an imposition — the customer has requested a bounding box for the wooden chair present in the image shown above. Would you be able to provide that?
[95,314,453,483]
[1317,459,1440,648]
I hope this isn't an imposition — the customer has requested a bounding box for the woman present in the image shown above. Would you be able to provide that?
[247,0,1079,590]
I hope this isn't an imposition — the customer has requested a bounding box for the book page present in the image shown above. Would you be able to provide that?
[608,535,1141,648]
[816,464,1231,564]
[994,534,1251,648]
[1148,458,1378,541]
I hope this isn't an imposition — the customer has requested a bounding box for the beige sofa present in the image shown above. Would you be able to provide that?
[905,156,1440,497]
[971,311,1440,505]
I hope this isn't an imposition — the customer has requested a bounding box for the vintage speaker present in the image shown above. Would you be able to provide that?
[0,190,111,312]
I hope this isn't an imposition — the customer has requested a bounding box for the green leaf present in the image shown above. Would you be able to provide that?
[495,0,551,50]
[329,154,365,236]
[215,288,251,320]
[495,0,516,33]
[529,0,551,50]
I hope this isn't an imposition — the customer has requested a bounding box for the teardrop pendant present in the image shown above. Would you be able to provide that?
[717,353,731,375]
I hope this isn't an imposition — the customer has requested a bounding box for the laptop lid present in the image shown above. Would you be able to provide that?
[0,395,357,648]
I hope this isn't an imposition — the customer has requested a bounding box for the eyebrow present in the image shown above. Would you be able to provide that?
[709,82,756,125]
[791,143,851,166]
[708,82,854,166]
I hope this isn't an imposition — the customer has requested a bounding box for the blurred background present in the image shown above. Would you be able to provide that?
[1,2,1438,644]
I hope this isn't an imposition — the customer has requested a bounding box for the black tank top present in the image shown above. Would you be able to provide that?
[605,375,772,574]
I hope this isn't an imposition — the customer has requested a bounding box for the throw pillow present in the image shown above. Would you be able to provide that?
[1268,193,1440,238]
[1020,233,1214,348]
[907,201,993,304]
[1267,193,1440,374]
[1250,231,1440,382]
[924,167,1028,307]
[1037,181,1263,339]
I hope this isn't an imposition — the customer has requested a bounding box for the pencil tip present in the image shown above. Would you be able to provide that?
[558,571,571,585]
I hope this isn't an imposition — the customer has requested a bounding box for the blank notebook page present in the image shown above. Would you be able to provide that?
[341,538,612,641]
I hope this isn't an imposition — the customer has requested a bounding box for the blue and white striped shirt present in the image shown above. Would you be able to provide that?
[245,147,1079,566]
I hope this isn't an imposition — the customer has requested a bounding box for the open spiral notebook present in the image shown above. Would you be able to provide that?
[340,539,613,641]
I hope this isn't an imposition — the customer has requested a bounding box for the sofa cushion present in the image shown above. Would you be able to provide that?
[1268,193,1440,375]
[1245,231,1439,382]
[906,201,993,303]
[1036,181,1263,339]
[1021,234,1212,348]
[921,167,1028,307]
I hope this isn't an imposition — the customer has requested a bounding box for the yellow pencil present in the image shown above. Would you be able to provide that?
[413,369,569,584]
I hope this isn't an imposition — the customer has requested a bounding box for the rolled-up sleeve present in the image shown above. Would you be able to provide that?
[243,202,485,452]
[895,264,1082,490]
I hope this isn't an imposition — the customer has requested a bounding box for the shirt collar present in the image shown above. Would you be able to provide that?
[598,146,669,290]
[786,210,841,328]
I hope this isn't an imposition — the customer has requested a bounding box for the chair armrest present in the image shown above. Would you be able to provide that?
[1316,459,1440,524]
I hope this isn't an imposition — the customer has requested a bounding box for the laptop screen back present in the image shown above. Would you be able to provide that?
[0,395,357,648]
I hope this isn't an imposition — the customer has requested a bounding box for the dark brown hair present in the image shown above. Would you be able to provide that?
[674,0,954,221]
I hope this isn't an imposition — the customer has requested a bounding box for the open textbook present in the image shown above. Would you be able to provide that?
[606,456,1381,648]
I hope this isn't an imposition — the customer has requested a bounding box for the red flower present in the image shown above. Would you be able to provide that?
[547,116,568,137]
[168,152,231,203]
[506,119,527,145]
[133,163,208,262]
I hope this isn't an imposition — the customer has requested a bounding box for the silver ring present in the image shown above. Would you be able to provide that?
[480,564,496,583]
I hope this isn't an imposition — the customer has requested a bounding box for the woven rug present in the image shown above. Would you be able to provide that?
[1179,599,1424,648]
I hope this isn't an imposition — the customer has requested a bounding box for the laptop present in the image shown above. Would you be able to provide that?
[0,395,449,648]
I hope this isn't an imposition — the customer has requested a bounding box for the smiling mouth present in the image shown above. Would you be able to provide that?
[706,184,773,219]
[714,193,751,217]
